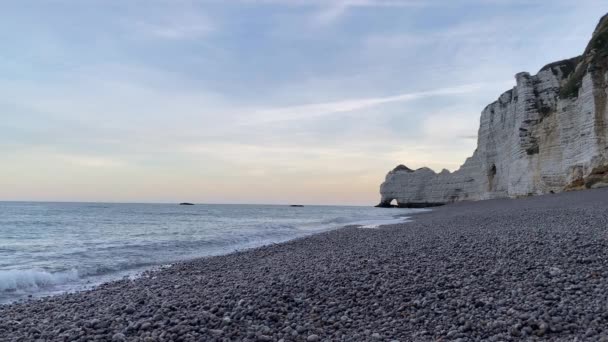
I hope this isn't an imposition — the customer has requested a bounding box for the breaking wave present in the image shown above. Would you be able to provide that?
[0,269,80,292]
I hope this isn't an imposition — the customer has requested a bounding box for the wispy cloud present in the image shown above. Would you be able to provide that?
[132,13,215,40]
[56,154,126,168]
[421,112,479,143]
[142,23,213,40]
[314,0,428,25]
[239,0,424,6]
[239,0,427,24]
[244,82,503,124]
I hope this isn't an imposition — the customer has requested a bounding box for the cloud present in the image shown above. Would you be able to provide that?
[238,0,427,25]
[239,0,423,6]
[0,63,235,141]
[314,0,428,24]
[243,82,499,124]
[179,141,400,177]
[57,154,126,168]
[132,12,215,40]
[421,112,479,143]
[141,22,213,40]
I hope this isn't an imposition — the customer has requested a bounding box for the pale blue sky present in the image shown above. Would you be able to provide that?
[1,0,606,204]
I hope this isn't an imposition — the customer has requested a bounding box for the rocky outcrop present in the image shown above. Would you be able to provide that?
[379,13,608,208]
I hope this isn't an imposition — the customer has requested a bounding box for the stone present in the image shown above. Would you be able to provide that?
[112,333,126,341]
[510,326,521,337]
[548,267,563,276]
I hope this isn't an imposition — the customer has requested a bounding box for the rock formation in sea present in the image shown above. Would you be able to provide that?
[379,13,608,208]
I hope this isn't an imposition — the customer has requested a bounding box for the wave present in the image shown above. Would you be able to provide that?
[321,214,408,226]
[321,216,356,225]
[351,217,410,228]
[0,269,80,292]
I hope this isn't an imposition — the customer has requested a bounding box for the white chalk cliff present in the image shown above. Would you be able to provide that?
[379,13,608,207]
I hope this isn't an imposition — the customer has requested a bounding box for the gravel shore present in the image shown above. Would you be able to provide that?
[3,188,608,341]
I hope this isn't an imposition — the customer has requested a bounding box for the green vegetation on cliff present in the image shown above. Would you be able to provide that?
[560,13,608,98]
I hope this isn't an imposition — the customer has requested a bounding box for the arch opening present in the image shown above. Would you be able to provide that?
[488,164,497,192]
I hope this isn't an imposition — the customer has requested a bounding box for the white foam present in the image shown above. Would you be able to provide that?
[0,269,79,292]
[353,217,411,229]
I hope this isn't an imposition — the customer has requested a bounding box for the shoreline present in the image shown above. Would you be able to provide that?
[0,211,416,306]
[3,188,608,340]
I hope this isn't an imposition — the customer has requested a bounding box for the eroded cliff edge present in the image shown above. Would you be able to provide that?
[379,13,608,208]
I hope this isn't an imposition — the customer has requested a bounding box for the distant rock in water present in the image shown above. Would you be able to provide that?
[179,203,195,206]
[290,205,304,207]
[379,13,608,208]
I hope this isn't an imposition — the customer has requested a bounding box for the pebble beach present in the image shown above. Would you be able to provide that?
[3,188,608,341]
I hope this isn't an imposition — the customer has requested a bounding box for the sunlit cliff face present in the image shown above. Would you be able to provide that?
[0,0,604,205]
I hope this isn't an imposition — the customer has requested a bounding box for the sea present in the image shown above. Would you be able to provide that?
[0,202,419,304]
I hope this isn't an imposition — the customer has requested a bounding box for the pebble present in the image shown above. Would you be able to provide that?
[209,329,223,336]
[112,333,126,341]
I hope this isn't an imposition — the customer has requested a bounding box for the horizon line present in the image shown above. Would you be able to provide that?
[0,199,375,207]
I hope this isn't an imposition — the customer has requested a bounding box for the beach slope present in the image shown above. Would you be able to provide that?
[3,188,608,341]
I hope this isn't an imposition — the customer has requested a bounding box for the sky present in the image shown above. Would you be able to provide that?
[1,0,606,205]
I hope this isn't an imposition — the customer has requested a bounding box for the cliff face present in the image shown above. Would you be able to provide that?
[379,13,608,207]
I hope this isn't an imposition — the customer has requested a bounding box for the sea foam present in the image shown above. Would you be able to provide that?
[0,269,79,292]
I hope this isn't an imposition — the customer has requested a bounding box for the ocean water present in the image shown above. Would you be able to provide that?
[0,202,418,304]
